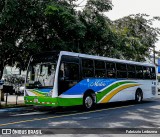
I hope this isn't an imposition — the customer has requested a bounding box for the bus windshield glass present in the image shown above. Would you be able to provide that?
[26,52,59,88]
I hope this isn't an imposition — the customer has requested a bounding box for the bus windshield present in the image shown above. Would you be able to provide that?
[26,52,59,88]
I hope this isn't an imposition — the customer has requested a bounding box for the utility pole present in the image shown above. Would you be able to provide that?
[153,46,160,66]
[153,45,156,65]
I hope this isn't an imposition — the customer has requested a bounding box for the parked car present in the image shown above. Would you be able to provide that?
[14,84,25,95]
[0,79,4,89]
[158,82,160,92]
[0,79,4,85]
[19,85,25,95]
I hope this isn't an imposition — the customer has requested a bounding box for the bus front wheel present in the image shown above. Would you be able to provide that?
[83,93,95,110]
[135,89,143,103]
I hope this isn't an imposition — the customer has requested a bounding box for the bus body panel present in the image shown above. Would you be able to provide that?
[24,51,157,108]
[24,78,156,107]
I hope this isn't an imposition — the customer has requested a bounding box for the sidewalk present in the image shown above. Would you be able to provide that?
[0,94,24,107]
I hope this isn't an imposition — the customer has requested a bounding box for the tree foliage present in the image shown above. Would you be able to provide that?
[0,0,160,78]
[112,14,160,61]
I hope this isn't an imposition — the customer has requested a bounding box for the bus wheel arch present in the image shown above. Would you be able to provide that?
[135,88,143,103]
[83,90,96,110]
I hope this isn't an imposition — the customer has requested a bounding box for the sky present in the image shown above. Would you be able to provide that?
[106,0,160,51]
[77,0,160,51]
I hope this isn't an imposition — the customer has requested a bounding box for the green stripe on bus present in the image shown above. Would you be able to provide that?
[58,98,83,106]
[24,96,83,107]
[96,81,137,102]
[24,96,58,106]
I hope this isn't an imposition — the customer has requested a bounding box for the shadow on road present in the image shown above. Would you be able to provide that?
[33,99,155,114]
[0,98,160,129]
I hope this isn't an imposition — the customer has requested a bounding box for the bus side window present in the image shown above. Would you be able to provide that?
[127,64,136,78]
[106,62,116,78]
[82,59,94,78]
[150,67,156,79]
[116,63,127,78]
[30,66,35,81]
[95,60,106,78]
[58,62,80,95]
[136,66,143,79]
[59,63,65,80]
[59,63,79,81]
[143,66,151,79]
[65,63,79,80]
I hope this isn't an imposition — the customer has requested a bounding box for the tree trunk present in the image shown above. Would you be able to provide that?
[0,63,4,79]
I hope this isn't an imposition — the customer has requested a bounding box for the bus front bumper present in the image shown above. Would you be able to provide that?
[24,96,58,107]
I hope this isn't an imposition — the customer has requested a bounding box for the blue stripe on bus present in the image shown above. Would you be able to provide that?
[62,78,119,95]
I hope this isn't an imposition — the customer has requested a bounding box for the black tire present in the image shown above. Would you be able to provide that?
[135,89,143,103]
[83,93,95,110]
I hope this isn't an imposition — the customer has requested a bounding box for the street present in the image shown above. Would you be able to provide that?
[0,98,160,131]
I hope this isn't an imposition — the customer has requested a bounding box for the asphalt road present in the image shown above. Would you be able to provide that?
[0,98,160,135]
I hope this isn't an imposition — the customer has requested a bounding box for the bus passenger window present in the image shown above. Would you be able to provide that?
[95,70,106,78]
[136,66,143,79]
[106,62,116,78]
[58,62,80,95]
[59,63,65,80]
[95,60,106,78]
[127,64,136,78]
[82,58,94,78]
[107,70,116,78]
[30,66,35,81]
[116,63,127,78]
[82,59,93,68]
[150,67,156,79]
[59,63,79,80]
[143,67,151,79]
[83,69,94,78]
[66,63,79,80]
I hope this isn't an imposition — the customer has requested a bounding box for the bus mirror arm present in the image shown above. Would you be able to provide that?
[60,76,69,81]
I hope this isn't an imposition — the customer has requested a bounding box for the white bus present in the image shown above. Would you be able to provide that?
[24,51,157,110]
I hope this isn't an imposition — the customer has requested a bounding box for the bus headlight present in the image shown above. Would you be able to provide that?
[34,98,38,103]
[47,91,53,96]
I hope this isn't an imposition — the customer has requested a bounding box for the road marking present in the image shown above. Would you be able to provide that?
[0,104,135,127]
[11,112,49,116]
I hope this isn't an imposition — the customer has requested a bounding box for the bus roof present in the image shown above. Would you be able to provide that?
[60,51,155,67]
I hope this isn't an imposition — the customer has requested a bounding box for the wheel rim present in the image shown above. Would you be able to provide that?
[137,93,142,102]
[85,96,93,108]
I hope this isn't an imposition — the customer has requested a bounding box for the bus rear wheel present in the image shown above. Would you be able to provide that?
[83,93,95,110]
[135,89,143,103]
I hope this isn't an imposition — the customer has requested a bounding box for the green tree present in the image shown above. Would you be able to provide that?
[0,0,49,78]
[77,0,115,55]
[112,14,160,61]
[0,0,160,79]
[0,0,85,78]
[43,0,86,52]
